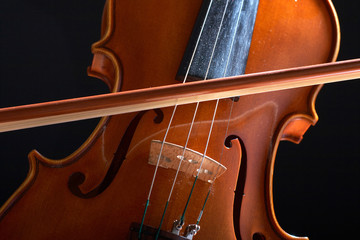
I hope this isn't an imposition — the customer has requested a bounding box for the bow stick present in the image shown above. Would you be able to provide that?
[1,58,360,133]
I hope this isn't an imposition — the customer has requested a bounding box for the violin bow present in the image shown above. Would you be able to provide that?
[0,58,359,133]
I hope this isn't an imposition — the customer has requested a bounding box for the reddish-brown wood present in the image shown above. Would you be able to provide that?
[0,0,341,239]
[0,58,359,133]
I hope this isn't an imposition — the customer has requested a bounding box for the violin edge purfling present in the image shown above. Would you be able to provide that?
[0,0,343,239]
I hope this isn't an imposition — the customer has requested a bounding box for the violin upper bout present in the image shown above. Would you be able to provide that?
[281,116,316,144]
[88,52,120,91]
[87,0,122,93]
[280,84,322,144]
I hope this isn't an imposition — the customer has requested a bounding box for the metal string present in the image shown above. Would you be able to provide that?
[180,0,245,226]
[138,1,215,238]
[154,0,233,236]
[179,0,234,226]
[141,0,247,236]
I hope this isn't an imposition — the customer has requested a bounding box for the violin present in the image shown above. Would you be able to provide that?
[0,0,359,239]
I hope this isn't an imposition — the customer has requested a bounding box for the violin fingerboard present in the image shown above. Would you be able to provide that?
[176,0,259,81]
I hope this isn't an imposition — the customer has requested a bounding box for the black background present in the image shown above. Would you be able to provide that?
[0,0,359,239]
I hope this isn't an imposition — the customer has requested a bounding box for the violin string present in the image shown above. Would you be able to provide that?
[211,0,245,166]
[156,0,232,237]
[154,102,200,240]
[195,100,235,224]
[138,1,215,238]
[196,182,212,224]
[179,0,234,226]
[195,96,236,225]
[181,0,245,226]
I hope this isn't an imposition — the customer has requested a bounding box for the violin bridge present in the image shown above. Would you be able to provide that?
[148,140,227,183]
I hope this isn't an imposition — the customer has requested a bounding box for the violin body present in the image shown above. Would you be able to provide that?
[0,0,358,239]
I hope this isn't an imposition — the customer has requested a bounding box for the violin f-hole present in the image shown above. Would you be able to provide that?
[68,109,163,199]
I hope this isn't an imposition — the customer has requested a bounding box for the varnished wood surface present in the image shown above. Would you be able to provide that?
[2,0,356,239]
[0,58,359,133]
